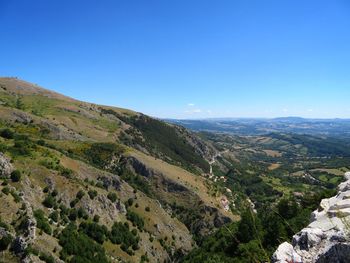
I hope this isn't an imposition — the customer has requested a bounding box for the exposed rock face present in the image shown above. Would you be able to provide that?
[0,152,13,178]
[272,172,350,263]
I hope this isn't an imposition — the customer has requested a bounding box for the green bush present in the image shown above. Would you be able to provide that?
[88,190,98,200]
[76,190,85,200]
[0,128,14,139]
[49,211,59,222]
[10,170,21,182]
[43,195,56,208]
[2,187,10,195]
[107,192,117,202]
[0,234,13,251]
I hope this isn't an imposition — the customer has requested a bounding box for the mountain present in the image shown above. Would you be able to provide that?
[0,77,236,263]
[166,118,350,137]
[1,77,350,263]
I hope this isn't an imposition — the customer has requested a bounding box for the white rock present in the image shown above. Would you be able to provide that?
[272,242,302,263]
[273,171,350,262]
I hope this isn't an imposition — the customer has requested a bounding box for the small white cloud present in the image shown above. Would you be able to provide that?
[193,109,201,113]
[207,110,212,114]
[282,108,288,112]
[187,103,195,107]
[307,108,313,112]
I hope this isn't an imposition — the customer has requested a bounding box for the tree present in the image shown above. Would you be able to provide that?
[237,209,262,243]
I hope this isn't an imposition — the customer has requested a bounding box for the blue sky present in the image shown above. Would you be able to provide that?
[0,0,349,119]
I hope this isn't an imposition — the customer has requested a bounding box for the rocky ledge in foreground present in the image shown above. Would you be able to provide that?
[273,172,350,263]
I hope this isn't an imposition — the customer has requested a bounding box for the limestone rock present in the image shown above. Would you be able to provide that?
[0,152,13,178]
[272,172,350,263]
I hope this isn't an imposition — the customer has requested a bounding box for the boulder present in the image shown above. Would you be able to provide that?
[0,152,13,178]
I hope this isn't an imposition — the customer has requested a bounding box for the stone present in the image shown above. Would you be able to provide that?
[0,152,13,178]
[273,171,350,263]
[272,242,302,263]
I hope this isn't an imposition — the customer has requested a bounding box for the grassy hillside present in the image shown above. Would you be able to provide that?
[0,77,236,263]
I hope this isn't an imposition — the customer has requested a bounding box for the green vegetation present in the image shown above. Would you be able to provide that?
[79,221,108,244]
[126,210,144,231]
[84,142,124,168]
[0,234,13,251]
[120,168,153,196]
[59,223,109,263]
[109,222,140,254]
[107,192,117,202]
[120,114,209,173]
[184,189,336,262]
[34,209,52,235]
[88,189,98,199]
[0,128,14,139]
[10,170,21,182]
[43,195,56,208]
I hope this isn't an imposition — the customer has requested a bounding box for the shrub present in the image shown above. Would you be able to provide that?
[145,206,150,212]
[0,234,13,251]
[39,253,55,263]
[2,187,10,195]
[76,190,85,200]
[51,189,58,197]
[59,167,73,178]
[127,198,134,207]
[10,170,21,182]
[107,192,117,202]
[93,215,100,223]
[70,198,79,208]
[49,211,59,222]
[43,195,56,208]
[77,208,88,219]
[88,190,98,200]
[68,209,78,221]
[0,128,14,139]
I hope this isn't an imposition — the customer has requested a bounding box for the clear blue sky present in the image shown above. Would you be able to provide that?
[1,0,350,118]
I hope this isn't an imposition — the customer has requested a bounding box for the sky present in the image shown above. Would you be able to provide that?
[0,0,350,119]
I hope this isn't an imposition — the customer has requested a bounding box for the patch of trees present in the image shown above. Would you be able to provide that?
[109,222,140,254]
[59,223,109,263]
[34,209,52,235]
[126,210,144,231]
[184,189,336,262]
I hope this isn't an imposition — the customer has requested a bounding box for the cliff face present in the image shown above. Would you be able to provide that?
[273,172,350,263]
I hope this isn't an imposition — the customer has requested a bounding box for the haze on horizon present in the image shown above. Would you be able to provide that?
[1,0,349,119]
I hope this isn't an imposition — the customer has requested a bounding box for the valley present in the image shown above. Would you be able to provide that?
[0,77,350,263]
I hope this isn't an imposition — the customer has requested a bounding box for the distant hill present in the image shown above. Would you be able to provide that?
[166,117,350,137]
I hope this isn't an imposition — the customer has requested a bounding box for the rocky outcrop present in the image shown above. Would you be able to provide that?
[272,172,350,263]
[0,152,13,178]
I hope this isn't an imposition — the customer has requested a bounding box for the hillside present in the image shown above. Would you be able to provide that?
[0,77,236,263]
